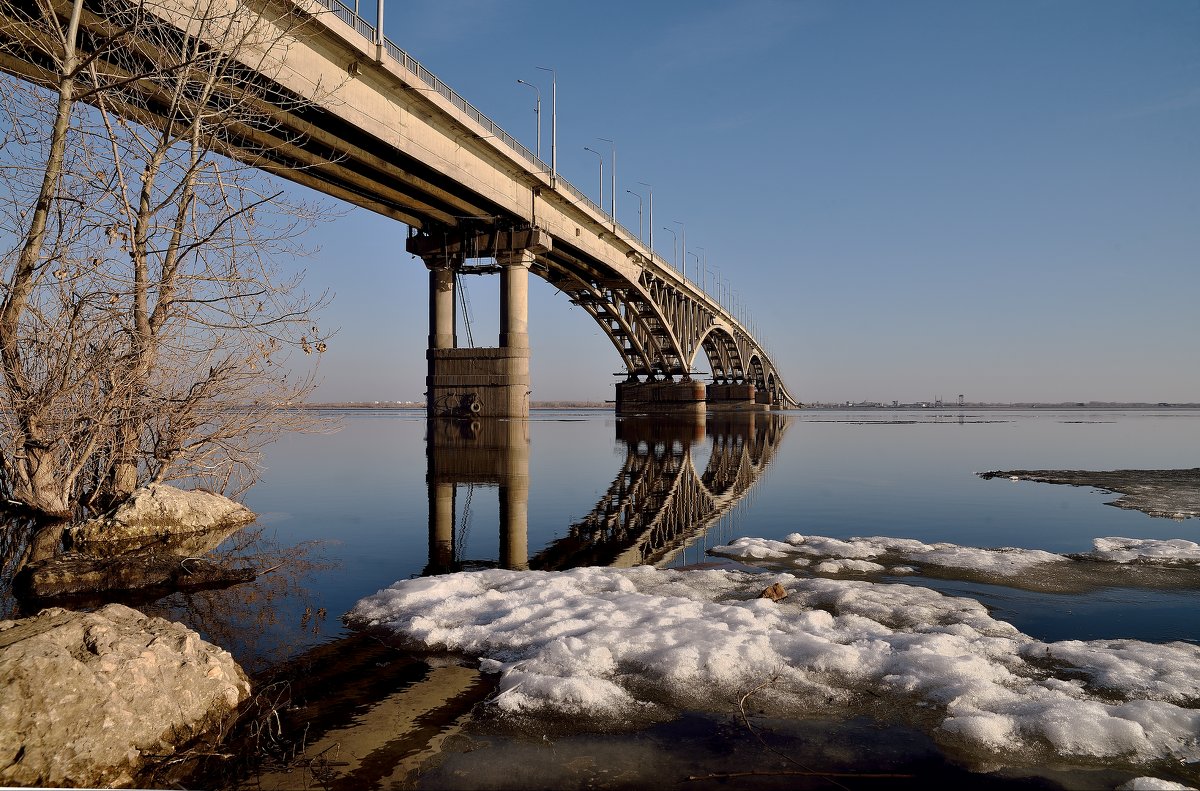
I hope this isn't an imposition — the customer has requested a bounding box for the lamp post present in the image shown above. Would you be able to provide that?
[626,189,643,242]
[536,66,556,186]
[598,137,616,218]
[661,225,678,271]
[515,79,541,161]
[637,182,653,252]
[687,251,700,287]
[694,247,706,290]
[583,146,603,208]
[673,221,686,282]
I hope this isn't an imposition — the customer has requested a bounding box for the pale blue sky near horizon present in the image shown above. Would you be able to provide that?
[288,0,1199,404]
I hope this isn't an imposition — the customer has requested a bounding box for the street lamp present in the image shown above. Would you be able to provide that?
[626,189,643,242]
[661,225,678,271]
[673,221,686,282]
[536,66,556,186]
[583,146,604,208]
[637,182,653,251]
[694,246,706,289]
[598,137,616,218]
[515,79,541,161]
[687,251,700,286]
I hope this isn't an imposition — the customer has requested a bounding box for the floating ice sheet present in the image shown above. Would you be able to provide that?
[710,534,1200,593]
[347,565,1200,780]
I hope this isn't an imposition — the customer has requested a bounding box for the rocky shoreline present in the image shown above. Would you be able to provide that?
[1,484,260,786]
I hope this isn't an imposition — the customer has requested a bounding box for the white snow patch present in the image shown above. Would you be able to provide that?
[714,534,1200,577]
[1090,538,1200,565]
[347,566,1200,772]
[1117,779,1197,790]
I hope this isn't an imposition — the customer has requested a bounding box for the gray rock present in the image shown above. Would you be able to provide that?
[0,604,250,787]
[69,484,256,553]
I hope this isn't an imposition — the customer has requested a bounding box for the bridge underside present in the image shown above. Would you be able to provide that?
[408,225,792,418]
[0,0,798,418]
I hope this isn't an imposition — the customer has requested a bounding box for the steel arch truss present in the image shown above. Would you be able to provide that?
[540,254,796,405]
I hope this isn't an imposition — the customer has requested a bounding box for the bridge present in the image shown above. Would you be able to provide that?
[0,0,798,417]
[424,413,788,574]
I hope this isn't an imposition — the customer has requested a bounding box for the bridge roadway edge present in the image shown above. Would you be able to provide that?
[0,0,799,413]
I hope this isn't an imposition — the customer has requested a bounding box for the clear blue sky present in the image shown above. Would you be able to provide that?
[289,0,1199,404]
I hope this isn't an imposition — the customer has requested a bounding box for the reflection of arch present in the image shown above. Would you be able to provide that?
[530,414,789,570]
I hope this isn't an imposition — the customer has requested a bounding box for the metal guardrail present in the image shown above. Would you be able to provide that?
[305,0,758,339]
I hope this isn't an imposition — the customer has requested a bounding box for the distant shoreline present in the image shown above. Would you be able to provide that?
[295,401,1200,410]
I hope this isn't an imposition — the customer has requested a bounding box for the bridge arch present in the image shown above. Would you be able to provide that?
[691,325,745,384]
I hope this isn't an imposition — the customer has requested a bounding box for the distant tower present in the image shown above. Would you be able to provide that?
[958,394,964,408]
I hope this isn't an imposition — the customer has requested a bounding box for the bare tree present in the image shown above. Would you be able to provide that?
[0,0,334,518]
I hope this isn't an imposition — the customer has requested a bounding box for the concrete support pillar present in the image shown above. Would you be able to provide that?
[427,263,456,350]
[615,379,706,415]
[499,249,533,350]
[706,382,768,412]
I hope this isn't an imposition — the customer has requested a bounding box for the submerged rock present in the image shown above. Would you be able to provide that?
[0,603,250,787]
[69,484,256,553]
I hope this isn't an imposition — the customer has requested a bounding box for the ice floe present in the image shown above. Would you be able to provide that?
[710,534,1200,593]
[347,565,1200,779]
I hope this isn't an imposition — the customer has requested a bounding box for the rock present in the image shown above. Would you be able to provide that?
[69,484,256,553]
[759,582,787,601]
[0,604,250,788]
[14,551,257,601]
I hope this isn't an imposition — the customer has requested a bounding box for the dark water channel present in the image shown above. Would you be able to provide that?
[3,408,1199,789]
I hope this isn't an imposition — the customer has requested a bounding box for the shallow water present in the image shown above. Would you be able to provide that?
[4,408,1199,788]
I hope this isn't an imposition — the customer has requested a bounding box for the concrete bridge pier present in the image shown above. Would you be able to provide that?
[410,229,550,419]
[707,382,768,412]
[615,378,707,415]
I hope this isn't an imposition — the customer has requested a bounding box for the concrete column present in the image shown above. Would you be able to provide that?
[427,481,455,574]
[427,263,456,350]
[498,249,533,350]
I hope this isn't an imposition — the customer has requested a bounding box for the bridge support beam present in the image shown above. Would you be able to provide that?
[707,383,768,412]
[615,379,706,415]
[410,228,550,419]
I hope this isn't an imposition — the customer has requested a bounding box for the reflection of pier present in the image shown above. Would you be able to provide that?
[425,419,529,575]
[424,415,787,575]
[530,413,789,570]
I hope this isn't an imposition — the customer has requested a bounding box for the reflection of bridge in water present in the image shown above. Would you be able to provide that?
[423,414,788,575]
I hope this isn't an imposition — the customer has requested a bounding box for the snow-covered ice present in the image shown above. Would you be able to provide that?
[347,564,1200,778]
[709,534,1200,592]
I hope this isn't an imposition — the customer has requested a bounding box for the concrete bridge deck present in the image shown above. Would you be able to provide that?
[0,0,799,416]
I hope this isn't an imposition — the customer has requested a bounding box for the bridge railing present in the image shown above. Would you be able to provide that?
[307,2,650,264]
[303,0,769,349]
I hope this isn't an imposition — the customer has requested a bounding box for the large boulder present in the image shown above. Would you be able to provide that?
[0,604,250,787]
[69,484,256,553]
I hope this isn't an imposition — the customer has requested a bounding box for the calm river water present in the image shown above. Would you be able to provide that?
[6,408,1199,789]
